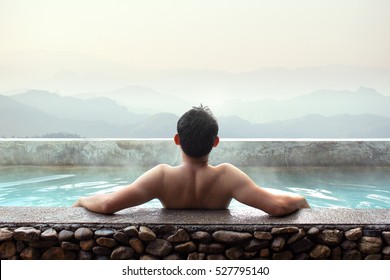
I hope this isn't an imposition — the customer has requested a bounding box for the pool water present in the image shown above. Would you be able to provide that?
[0,166,389,209]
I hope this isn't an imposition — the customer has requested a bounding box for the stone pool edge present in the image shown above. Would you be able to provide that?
[1,207,389,260]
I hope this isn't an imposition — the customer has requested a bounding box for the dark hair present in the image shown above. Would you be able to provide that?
[177,105,219,158]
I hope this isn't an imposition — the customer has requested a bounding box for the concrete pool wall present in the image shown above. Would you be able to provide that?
[0,139,390,260]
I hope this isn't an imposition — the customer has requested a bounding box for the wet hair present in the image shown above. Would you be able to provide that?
[177,105,219,158]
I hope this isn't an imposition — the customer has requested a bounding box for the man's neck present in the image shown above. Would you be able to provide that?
[181,153,209,167]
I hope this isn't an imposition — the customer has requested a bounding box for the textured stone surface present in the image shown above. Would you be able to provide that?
[167,229,190,243]
[212,230,252,243]
[320,229,344,245]
[198,243,225,254]
[310,245,331,259]
[139,226,156,241]
[145,239,172,257]
[129,237,144,254]
[0,240,16,259]
[75,227,93,240]
[271,227,299,235]
[111,246,134,260]
[345,228,362,241]
[41,228,58,240]
[0,228,13,241]
[14,227,40,241]
[358,236,382,254]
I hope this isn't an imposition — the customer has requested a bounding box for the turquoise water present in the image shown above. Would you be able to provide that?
[0,166,389,209]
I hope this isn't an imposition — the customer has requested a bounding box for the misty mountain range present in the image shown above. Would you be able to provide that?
[1,88,390,138]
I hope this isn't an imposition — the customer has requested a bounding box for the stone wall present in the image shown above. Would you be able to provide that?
[1,207,389,260]
[1,224,390,260]
[1,139,390,167]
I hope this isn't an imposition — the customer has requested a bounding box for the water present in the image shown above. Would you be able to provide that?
[0,166,389,209]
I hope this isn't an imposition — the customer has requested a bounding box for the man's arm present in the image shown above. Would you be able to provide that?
[224,164,310,216]
[72,165,165,214]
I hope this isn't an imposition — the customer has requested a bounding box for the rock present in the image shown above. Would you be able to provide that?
[163,254,182,260]
[0,228,14,241]
[271,227,299,235]
[140,255,159,260]
[307,227,320,237]
[191,231,212,243]
[41,228,58,240]
[95,229,114,237]
[295,253,309,260]
[332,246,342,260]
[225,246,244,260]
[175,241,196,254]
[207,254,226,260]
[129,237,144,254]
[80,239,95,251]
[187,252,206,260]
[212,230,252,243]
[14,227,40,241]
[75,228,93,240]
[254,231,272,240]
[340,240,357,250]
[42,247,66,260]
[244,239,269,252]
[290,238,314,254]
[382,246,390,256]
[145,239,172,257]
[167,229,190,243]
[16,241,26,253]
[309,245,331,259]
[111,246,134,260]
[58,230,74,241]
[79,250,93,260]
[358,236,382,254]
[138,226,156,241]
[363,229,382,237]
[342,250,362,260]
[20,247,41,260]
[0,240,16,259]
[320,229,343,245]
[273,251,293,260]
[123,226,138,237]
[96,237,117,248]
[198,243,225,254]
[243,251,257,259]
[365,254,382,260]
[382,232,390,245]
[61,241,80,251]
[287,228,306,244]
[271,236,286,252]
[92,246,112,255]
[260,248,270,258]
[28,240,57,248]
[113,232,129,244]
[345,228,362,241]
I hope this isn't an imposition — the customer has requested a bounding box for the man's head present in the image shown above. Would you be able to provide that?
[176,105,219,158]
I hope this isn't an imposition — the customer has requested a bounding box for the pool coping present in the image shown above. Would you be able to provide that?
[1,207,389,228]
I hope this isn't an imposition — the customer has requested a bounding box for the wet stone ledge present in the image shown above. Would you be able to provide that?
[0,207,389,260]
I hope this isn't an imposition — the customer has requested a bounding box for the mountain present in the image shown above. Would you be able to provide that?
[216,87,390,123]
[1,51,390,100]
[11,90,147,126]
[76,86,192,115]
[218,114,390,138]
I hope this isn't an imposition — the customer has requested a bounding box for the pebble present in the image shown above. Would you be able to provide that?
[320,229,344,245]
[80,239,95,251]
[14,227,40,241]
[74,228,93,240]
[123,226,138,237]
[191,231,212,243]
[145,239,172,257]
[95,229,114,238]
[20,247,41,260]
[167,229,190,243]
[111,246,134,260]
[0,240,16,259]
[309,245,331,259]
[96,237,117,248]
[345,228,362,241]
[225,246,244,260]
[41,228,58,240]
[272,250,293,260]
[271,236,286,252]
[58,230,74,241]
[174,241,196,254]
[129,237,144,254]
[290,238,314,254]
[253,231,272,240]
[198,243,225,254]
[212,230,252,243]
[271,227,299,235]
[342,249,362,260]
[0,228,14,241]
[358,236,382,254]
[138,226,156,241]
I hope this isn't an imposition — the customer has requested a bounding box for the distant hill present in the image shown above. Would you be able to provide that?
[11,90,147,126]
[217,87,390,123]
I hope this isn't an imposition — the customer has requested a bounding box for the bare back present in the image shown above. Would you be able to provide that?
[157,163,234,209]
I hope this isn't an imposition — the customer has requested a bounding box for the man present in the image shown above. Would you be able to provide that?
[73,105,310,215]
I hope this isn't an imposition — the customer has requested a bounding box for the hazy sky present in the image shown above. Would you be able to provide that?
[1,0,389,72]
